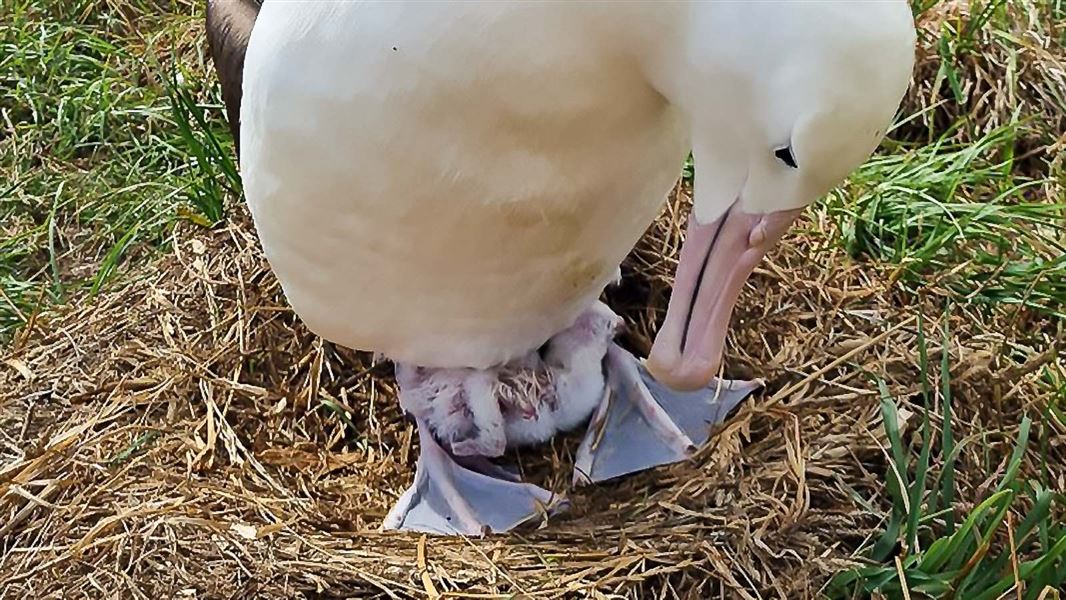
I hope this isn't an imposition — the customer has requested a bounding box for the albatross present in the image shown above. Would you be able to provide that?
[206,0,916,535]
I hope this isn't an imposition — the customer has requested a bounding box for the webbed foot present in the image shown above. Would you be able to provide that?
[573,344,761,485]
[383,419,567,535]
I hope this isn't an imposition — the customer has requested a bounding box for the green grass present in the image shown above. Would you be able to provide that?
[0,0,233,339]
[819,2,1066,593]
[828,315,1066,599]
[828,125,1066,319]
[166,67,242,226]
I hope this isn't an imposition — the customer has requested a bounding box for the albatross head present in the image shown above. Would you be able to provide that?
[646,2,916,390]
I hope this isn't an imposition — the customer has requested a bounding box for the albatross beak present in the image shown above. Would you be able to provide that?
[646,204,804,391]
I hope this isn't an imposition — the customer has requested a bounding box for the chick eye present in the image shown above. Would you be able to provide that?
[774,145,798,169]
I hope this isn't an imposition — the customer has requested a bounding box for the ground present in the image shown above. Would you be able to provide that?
[1,1,1064,598]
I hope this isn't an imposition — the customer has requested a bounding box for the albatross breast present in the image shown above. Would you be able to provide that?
[240,3,687,369]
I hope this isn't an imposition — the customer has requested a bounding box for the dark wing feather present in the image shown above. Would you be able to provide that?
[205,0,261,158]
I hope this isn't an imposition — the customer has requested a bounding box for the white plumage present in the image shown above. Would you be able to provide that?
[241,3,686,370]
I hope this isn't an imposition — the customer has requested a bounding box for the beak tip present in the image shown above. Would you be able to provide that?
[645,353,720,392]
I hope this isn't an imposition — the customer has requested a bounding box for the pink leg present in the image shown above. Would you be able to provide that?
[605,345,698,455]
[572,382,613,486]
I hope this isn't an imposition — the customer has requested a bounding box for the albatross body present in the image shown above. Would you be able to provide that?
[240,4,686,369]
[208,0,916,535]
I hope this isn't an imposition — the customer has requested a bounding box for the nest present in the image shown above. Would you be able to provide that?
[2,185,1060,598]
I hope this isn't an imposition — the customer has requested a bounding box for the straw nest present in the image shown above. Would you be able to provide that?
[1,2,1063,598]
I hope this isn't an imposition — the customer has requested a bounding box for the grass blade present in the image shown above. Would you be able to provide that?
[46,182,65,301]
[994,416,1032,495]
[920,489,1013,573]
[940,310,957,534]
[89,224,139,296]
[908,312,935,553]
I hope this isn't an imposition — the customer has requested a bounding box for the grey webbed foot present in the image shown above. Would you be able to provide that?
[452,454,522,482]
[573,344,761,485]
[383,419,567,536]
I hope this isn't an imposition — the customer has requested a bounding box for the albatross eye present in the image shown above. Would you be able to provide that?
[774,145,798,169]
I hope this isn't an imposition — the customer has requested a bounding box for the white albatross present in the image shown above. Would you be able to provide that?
[206,0,916,535]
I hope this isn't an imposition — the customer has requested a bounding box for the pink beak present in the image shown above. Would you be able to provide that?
[646,204,804,391]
